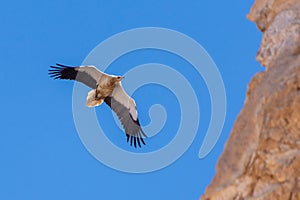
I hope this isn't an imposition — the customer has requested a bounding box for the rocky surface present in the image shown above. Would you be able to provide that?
[200,0,300,199]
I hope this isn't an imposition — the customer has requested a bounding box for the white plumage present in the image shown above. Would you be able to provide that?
[49,63,146,148]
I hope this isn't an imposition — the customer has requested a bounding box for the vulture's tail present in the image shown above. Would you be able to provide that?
[86,90,104,107]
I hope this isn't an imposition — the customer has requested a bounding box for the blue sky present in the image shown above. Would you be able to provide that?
[0,0,262,199]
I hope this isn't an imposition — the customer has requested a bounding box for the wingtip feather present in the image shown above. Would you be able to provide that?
[134,137,137,148]
[130,136,133,146]
[137,137,141,148]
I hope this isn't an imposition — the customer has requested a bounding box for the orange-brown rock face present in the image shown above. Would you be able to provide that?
[200,0,300,199]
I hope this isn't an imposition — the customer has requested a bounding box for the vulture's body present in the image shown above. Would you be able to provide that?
[86,72,122,107]
[49,63,146,148]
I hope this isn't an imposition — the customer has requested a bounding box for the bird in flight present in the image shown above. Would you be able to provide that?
[49,63,147,148]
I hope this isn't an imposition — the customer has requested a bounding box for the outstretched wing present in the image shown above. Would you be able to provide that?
[48,63,104,89]
[104,83,147,148]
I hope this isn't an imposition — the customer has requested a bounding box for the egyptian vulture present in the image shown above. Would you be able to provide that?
[49,63,147,148]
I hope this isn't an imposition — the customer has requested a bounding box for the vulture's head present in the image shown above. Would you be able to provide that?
[116,76,124,82]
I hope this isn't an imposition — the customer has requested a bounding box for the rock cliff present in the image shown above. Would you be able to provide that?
[200,0,300,199]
